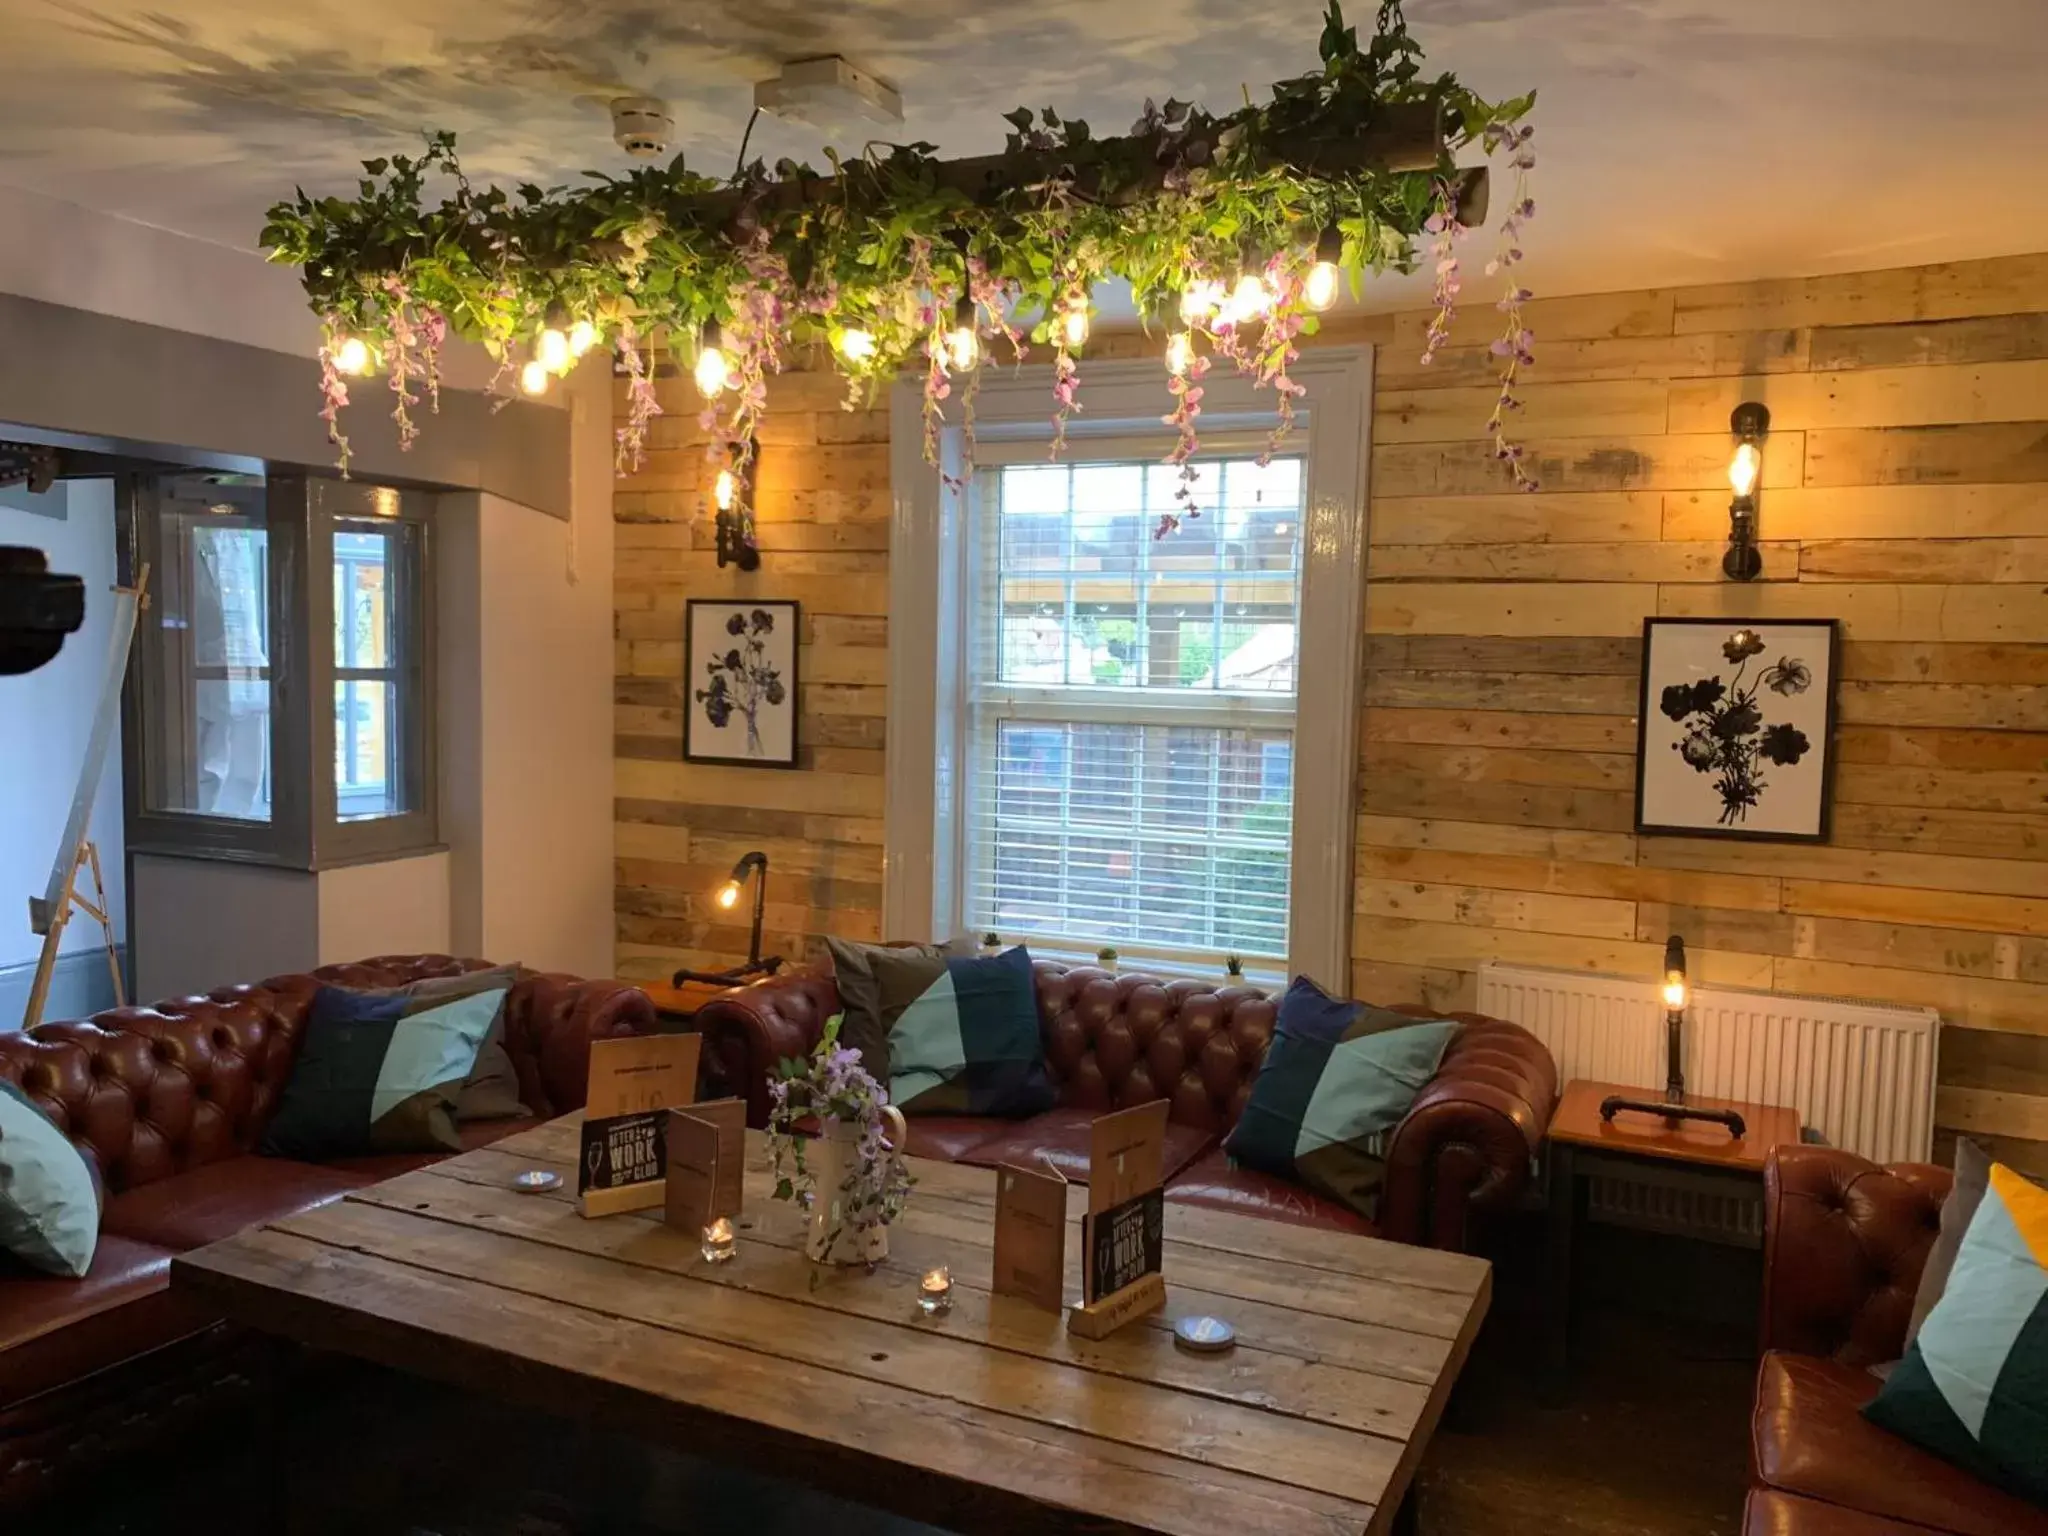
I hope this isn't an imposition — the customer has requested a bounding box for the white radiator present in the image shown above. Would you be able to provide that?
[1478,962,1941,1245]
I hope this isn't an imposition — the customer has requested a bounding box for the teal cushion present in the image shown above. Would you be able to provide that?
[0,1079,100,1277]
[885,944,1056,1118]
[1864,1162,2048,1507]
[1223,976,1457,1221]
[262,983,506,1159]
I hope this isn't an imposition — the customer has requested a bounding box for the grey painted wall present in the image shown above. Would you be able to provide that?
[131,853,320,1000]
[0,292,573,519]
[0,946,127,1026]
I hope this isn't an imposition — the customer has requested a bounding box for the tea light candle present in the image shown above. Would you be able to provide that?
[918,1264,953,1315]
[700,1215,736,1264]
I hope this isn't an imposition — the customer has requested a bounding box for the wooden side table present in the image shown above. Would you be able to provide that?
[1545,1078,1801,1376]
[637,978,731,1027]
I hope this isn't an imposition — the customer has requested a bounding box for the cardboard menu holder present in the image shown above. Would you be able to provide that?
[991,1158,1069,1313]
[1066,1099,1170,1340]
[577,1033,702,1217]
[663,1097,747,1233]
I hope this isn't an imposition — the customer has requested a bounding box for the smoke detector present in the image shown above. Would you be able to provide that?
[610,97,675,159]
[753,57,902,128]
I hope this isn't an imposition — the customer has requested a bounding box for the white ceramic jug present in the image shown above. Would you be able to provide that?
[804,1104,909,1265]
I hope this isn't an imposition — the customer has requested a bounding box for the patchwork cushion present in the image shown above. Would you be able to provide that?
[826,936,969,1079]
[881,944,1057,1118]
[361,963,527,1121]
[1906,1136,1991,1350]
[1222,976,1456,1222]
[0,1079,99,1277]
[261,982,507,1160]
[1864,1162,2048,1507]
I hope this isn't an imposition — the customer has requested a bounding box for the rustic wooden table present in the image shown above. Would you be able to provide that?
[173,1116,1491,1536]
[1544,1078,1802,1377]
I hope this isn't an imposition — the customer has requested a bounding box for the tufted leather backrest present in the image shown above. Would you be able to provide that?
[1033,964,1278,1133]
[1762,1144,1952,1368]
[0,955,629,1195]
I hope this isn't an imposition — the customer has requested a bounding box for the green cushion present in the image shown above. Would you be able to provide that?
[0,1079,100,1277]
[262,983,506,1159]
[867,944,1055,1118]
[1865,1162,2048,1507]
[1223,976,1456,1221]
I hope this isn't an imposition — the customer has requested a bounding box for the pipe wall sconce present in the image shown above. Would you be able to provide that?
[1724,402,1770,581]
[713,439,760,572]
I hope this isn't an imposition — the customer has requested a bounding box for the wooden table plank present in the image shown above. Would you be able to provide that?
[427,1149,1458,1387]
[173,1226,1379,1536]
[270,1194,1399,1503]
[475,1128,1481,1339]
[336,1164,1434,1440]
[173,1114,1494,1536]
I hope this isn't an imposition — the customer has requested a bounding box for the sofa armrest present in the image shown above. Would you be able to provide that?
[505,975,660,1117]
[1378,1014,1559,1252]
[1761,1145,1951,1368]
[693,970,843,1128]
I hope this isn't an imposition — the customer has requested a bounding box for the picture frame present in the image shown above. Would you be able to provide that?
[683,599,800,769]
[1634,617,1840,843]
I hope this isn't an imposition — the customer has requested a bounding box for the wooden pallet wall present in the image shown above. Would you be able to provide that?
[615,252,2048,1175]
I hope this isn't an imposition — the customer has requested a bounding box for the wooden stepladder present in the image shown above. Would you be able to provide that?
[23,565,147,1031]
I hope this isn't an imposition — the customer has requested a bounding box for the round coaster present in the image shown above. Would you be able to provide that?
[1173,1315,1237,1353]
[511,1169,563,1193]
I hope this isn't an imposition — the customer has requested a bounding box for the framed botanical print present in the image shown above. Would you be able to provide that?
[684,600,799,768]
[1634,617,1840,842]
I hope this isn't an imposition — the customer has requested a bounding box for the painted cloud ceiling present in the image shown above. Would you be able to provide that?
[2,0,2046,302]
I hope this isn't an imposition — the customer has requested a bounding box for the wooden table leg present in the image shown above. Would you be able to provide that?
[1545,1141,1578,1389]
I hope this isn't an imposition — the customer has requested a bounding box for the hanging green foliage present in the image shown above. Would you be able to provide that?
[262,0,1537,531]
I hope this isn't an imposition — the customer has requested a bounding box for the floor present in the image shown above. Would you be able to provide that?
[37,1223,1756,1536]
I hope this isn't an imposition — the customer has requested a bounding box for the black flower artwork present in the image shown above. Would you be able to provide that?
[1660,632,1814,825]
[695,607,786,757]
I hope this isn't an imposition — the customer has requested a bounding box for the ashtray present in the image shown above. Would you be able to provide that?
[1173,1315,1237,1353]
[511,1169,563,1193]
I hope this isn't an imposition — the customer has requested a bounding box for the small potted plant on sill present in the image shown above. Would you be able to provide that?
[1223,953,1245,984]
[979,931,1002,958]
[766,1015,912,1267]
[1096,945,1119,975]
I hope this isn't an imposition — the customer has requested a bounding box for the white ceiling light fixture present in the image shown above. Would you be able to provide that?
[753,57,903,129]
[610,97,675,159]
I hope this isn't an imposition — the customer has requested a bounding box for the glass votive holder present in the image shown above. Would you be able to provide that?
[918,1264,953,1316]
[701,1215,736,1264]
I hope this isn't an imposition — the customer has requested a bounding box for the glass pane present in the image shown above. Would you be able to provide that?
[971,721,1293,957]
[145,477,273,822]
[334,679,402,820]
[334,528,393,669]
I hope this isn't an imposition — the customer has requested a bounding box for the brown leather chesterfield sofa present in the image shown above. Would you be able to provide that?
[696,959,1558,1252]
[1746,1145,2048,1536]
[0,954,656,1519]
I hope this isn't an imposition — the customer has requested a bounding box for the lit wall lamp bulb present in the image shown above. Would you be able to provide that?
[568,319,599,357]
[715,879,741,910]
[1724,401,1770,582]
[1223,271,1272,325]
[1304,226,1343,312]
[837,327,877,363]
[1662,933,1689,1013]
[518,359,550,396]
[695,321,731,398]
[1060,304,1090,349]
[332,335,373,376]
[1165,331,1193,377]
[714,467,737,512]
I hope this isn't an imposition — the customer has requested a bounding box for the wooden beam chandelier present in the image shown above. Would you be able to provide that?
[262,2,1540,541]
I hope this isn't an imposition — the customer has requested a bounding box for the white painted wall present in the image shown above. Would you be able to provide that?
[0,180,532,396]
[0,480,125,967]
[317,852,453,964]
[439,366,615,978]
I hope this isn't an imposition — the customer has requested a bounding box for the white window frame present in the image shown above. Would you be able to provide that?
[884,348,1372,991]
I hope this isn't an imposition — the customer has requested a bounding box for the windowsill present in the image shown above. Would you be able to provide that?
[994,937,1288,992]
[127,839,450,873]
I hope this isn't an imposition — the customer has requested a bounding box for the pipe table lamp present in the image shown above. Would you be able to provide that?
[1596,935,1748,1137]
[670,850,784,988]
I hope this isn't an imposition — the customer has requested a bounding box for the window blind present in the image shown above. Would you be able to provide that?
[962,450,1303,970]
